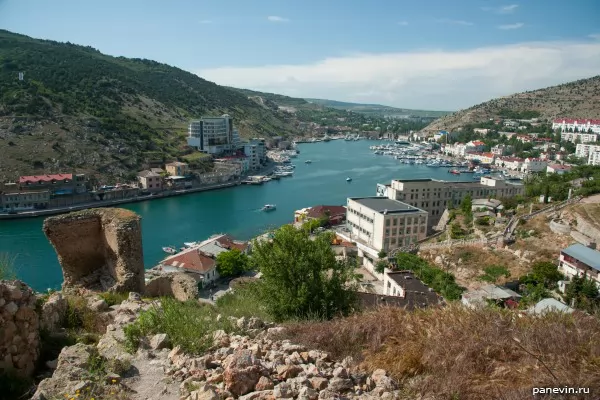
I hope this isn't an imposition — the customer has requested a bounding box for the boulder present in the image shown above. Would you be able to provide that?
[43,208,144,293]
[223,349,262,396]
[150,333,171,350]
[144,273,199,301]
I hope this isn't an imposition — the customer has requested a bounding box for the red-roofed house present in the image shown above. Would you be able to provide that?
[160,248,218,285]
[552,118,600,134]
[466,140,485,153]
[546,164,572,175]
[306,205,347,226]
[18,173,87,194]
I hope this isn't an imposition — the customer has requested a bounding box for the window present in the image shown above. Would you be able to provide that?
[386,219,390,226]
[392,218,397,226]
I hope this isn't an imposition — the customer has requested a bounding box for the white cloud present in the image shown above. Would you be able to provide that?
[483,4,519,14]
[196,41,600,111]
[199,20,213,24]
[590,33,600,40]
[398,21,409,26]
[435,19,474,26]
[267,16,289,23]
[498,23,524,30]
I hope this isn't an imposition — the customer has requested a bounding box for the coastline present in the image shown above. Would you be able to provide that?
[0,180,240,221]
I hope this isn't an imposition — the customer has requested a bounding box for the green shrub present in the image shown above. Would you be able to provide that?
[215,284,271,321]
[124,298,239,354]
[479,265,510,284]
[98,292,128,307]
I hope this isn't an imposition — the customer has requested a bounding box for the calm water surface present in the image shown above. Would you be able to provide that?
[0,140,465,291]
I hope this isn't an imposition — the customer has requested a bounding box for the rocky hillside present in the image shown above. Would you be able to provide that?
[425,75,600,132]
[0,30,299,181]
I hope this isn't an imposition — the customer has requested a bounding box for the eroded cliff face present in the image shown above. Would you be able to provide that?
[43,208,145,293]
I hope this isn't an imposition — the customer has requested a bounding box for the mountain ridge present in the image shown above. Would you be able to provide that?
[424,75,600,132]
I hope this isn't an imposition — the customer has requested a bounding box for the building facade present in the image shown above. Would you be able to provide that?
[1,190,50,212]
[552,118,600,134]
[187,114,240,154]
[165,161,189,177]
[377,177,524,230]
[560,132,598,143]
[18,173,87,195]
[137,170,163,192]
[558,244,600,288]
[346,197,428,253]
[495,156,524,170]
[520,158,547,173]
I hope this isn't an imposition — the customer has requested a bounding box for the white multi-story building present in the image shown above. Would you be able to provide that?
[243,139,266,169]
[187,114,240,154]
[495,156,524,170]
[465,152,495,164]
[377,177,525,230]
[588,151,600,166]
[575,143,600,163]
[491,144,512,156]
[444,143,467,157]
[560,131,598,143]
[558,244,600,289]
[346,197,428,253]
[552,118,600,134]
[520,158,547,173]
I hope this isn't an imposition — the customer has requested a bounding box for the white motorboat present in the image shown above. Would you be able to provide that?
[305,160,312,164]
[346,177,352,182]
[183,242,197,248]
[162,246,177,254]
[261,204,276,212]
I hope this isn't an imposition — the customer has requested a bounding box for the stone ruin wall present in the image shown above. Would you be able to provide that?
[43,208,145,293]
[0,280,40,377]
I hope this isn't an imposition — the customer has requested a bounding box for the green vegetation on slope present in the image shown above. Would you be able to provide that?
[0,30,298,179]
[305,98,451,118]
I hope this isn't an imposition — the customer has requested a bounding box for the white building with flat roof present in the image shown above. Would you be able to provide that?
[377,177,524,230]
[346,197,428,253]
[560,131,598,143]
[187,114,240,154]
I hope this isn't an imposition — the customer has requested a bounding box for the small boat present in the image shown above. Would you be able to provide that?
[261,204,276,212]
[346,177,352,182]
[305,160,312,164]
[449,169,460,175]
[183,242,197,248]
[162,246,177,254]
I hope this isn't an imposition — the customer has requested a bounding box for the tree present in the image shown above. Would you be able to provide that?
[215,248,249,278]
[249,225,357,321]
[519,261,563,289]
[377,250,387,259]
[461,194,473,216]
[563,275,600,312]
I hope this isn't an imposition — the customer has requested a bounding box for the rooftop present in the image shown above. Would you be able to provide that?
[161,248,215,274]
[561,244,600,271]
[166,161,188,167]
[528,298,574,315]
[307,205,347,219]
[19,174,73,184]
[463,284,521,301]
[386,271,440,302]
[349,197,425,215]
[138,170,160,178]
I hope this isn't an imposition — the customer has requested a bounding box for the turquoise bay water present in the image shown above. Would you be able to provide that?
[0,140,462,291]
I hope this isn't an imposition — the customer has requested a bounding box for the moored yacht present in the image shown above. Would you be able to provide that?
[261,204,276,212]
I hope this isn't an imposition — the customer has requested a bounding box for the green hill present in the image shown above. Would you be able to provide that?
[425,75,600,132]
[0,30,298,181]
[305,98,451,118]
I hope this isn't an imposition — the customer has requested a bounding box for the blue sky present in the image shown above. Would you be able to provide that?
[1,0,600,110]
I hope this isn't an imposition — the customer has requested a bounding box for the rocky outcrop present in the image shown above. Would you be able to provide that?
[43,208,144,293]
[39,292,68,331]
[33,295,402,400]
[145,273,199,301]
[0,280,40,377]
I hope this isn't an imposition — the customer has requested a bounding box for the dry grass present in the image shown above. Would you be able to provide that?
[282,305,600,400]
[419,245,523,288]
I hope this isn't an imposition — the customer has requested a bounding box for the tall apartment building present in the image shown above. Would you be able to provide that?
[575,143,600,165]
[560,132,598,143]
[377,177,525,230]
[187,114,240,154]
[346,197,428,253]
[552,118,600,134]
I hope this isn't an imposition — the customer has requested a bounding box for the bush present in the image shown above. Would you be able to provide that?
[475,216,491,226]
[479,265,510,284]
[250,225,357,322]
[98,292,128,307]
[450,222,466,239]
[394,253,464,300]
[215,283,272,321]
[124,298,238,354]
